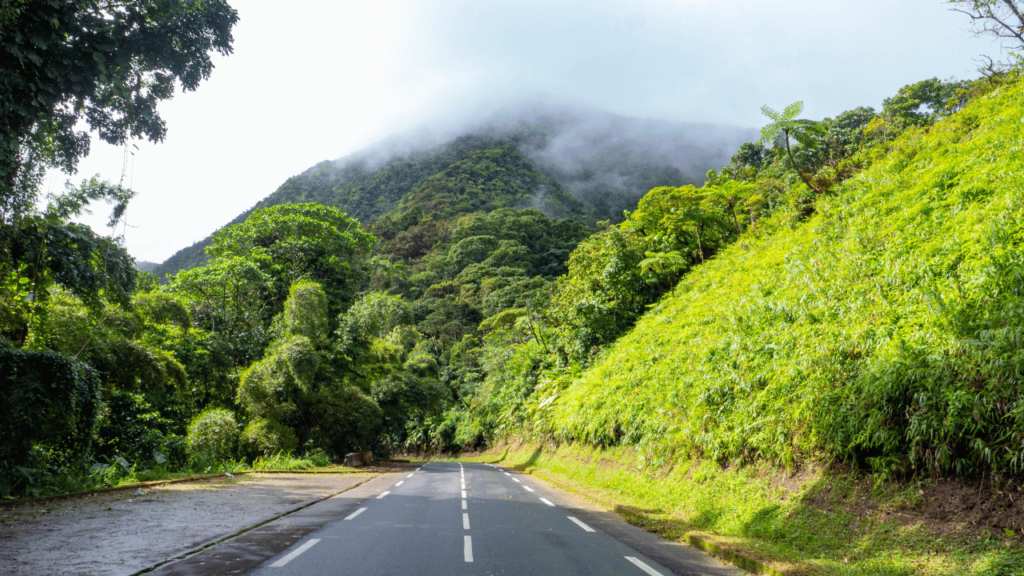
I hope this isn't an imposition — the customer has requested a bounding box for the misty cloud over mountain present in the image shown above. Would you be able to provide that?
[152,103,757,277]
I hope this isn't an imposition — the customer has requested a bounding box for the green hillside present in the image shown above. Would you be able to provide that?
[538,78,1024,478]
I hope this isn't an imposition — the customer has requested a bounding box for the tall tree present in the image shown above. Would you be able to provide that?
[0,0,239,219]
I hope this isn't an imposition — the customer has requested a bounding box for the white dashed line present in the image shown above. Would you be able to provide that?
[407,473,414,478]
[344,508,367,520]
[464,535,473,562]
[270,539,320,567]
[376,491,391,499]
[463,513,471,530]
[523,486,535,492]
[513,478,521,483]
[504,472,511,476]
[567,516,595,532]
[395,481,404,487]
[462,490,467,498]
[462,499,467,509]
[625,556,664,575]
[540,498,555,507]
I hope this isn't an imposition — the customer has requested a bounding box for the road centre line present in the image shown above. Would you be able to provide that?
[463,513,471,529]
[513,478,521,483]
[462,499,467,509]
[376,491,391,499]
[270,539,320,567]
[395,481,404,487]
[540,498,555,507]
[344,508,367,520]
[567,516,596,532]
[407,473,414,478]
[464,535,474,563]
[523,486,535,492]
[625,556,664,575]
[462,490,467,498]
[504,472,511,476]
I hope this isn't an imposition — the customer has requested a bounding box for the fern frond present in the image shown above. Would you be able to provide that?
[782,101,804,120]
[760,105,780,121]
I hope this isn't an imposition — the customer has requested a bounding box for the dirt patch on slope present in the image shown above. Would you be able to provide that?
[0,472,381,576]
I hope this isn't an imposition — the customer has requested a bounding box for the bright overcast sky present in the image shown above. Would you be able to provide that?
[59,0,996,263]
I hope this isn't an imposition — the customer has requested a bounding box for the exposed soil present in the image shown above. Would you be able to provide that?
[804,467,1024,541]
[0,472,379,576]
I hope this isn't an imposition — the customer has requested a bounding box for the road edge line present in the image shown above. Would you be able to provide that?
[524,468,787,576]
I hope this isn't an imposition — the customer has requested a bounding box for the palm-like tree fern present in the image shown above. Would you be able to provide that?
[759,101,826,193]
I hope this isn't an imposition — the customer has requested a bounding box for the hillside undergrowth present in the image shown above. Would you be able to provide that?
[538,78,1024,479]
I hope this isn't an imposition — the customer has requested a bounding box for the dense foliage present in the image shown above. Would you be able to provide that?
[501,75,1024,479]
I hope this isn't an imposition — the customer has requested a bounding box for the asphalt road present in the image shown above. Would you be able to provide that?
[246,462,743,576]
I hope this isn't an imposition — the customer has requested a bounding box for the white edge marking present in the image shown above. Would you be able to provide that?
[625,556,664,576]
[464,535,473,562]
[344,507,367,520]
[270,539,320,567]
[567,516,596,532]
[540,497,555,507]
[463,512,470,529]
[376,491,391,499]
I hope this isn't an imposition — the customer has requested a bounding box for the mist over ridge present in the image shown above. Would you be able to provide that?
[152,101,757,278]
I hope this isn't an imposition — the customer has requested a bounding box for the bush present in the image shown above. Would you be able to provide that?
[186,408,238,466]
[0,343,101,472]
[239,418,298,458]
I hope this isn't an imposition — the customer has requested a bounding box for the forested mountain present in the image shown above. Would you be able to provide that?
[152,110,755,278]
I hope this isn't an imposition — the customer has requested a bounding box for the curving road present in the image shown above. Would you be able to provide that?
[245,462,743,576]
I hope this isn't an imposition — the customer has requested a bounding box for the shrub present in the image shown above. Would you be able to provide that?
[186,408,238,466]
[239,418,298,458]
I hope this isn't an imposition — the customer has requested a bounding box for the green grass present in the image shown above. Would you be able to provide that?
[465,443,1024,576]
[532,77,1024,479]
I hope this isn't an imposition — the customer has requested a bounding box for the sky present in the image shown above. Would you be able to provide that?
[56,0,998,263]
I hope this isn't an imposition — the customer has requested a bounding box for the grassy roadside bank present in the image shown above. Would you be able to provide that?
[458,442,1024,576]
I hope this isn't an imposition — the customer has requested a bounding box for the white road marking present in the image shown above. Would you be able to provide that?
[567,516,596,532]
[376,491,391,499]
[625,556,664,575]
[270,539,320,567]
[395,481,404,487]
[461,482,466,489]
[523,486,535,492]
[504,472,511,476]
[540,498,555,507]
[461,490,467,498]
[513,478,521,483]
[464,535,474,562]
[462,499,467,509]
[344,508,367,520]
[463,513,471,529]
[407,473,414,478]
